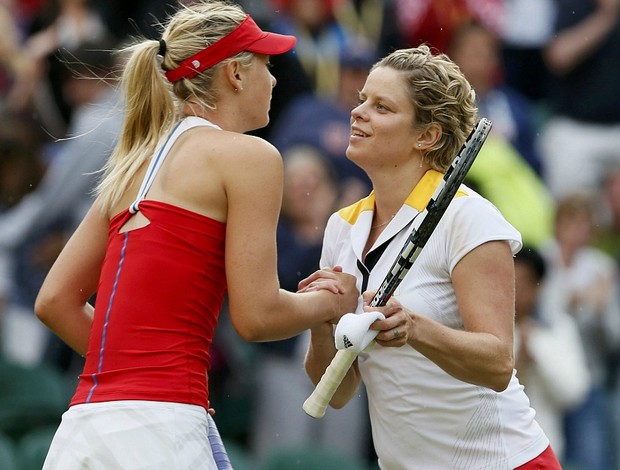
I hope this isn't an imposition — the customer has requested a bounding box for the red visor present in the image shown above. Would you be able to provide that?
[165,15,296,83]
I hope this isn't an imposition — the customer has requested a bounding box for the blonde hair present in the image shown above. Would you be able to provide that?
[96,0,253,213]
[373,45,478,171]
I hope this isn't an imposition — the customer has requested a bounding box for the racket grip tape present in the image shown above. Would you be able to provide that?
[302,349,358,418]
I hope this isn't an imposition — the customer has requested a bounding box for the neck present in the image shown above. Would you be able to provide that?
[370,161,430,220]
[371,211,396,229]
[182,100,244,133]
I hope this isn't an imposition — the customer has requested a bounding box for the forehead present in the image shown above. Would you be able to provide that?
[362,66,407,96]
[361,66,414,113]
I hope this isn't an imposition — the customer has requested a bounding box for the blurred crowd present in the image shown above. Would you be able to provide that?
[0,0,619,469]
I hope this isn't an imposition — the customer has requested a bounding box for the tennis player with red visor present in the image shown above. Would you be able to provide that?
[35,2,359,469]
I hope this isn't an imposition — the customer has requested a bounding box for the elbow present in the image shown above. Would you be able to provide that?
[229,300,287,343]
[490,373,512,393]
[232,317,269,343]
[34,290,56,326]
[489,357,514,393]
[235,326,263,343]
[228,305,263,342]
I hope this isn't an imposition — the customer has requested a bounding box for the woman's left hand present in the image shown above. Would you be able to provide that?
[363,290,412,347]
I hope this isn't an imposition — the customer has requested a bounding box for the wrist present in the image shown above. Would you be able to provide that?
[311,321,334,339]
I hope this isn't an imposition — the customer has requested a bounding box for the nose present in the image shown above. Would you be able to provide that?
[271,73,277,89]
[351,103,364,119]
[351,102,366,121]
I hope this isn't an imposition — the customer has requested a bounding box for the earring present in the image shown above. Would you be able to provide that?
[417,143,422,147]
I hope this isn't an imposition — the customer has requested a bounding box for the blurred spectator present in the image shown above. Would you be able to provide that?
[331,0,403,56]
[448,17,554,248]
[0,39,122,370]
[500,0,556,103]
[448,20,544,175]
[251,145,371,463]
[12,0,112,136]
[514,245,590,463]
[92,0,178,40]
[268,0,348,97]
[465,136,554,248]
[237,0,278,24]
[0,113,46,362]
[270,38,375,207]
[540,191,620,470]
[539,0,620,200]
[257,0,351,138]
[394,0,503,52]
[0,39,121,253]
[25,0,110,56]
[0,3,29,108]
[13,0,46,31]
[592,164,620,467]
[0,114,45,212]
[594,164,620,259]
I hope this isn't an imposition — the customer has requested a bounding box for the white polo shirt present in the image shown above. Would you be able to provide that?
[321,170,549,469]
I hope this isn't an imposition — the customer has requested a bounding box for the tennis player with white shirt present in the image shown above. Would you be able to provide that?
[302,46,562,469]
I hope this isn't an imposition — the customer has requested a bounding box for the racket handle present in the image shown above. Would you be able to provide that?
[303,349,358,418]
[207,413,232,470]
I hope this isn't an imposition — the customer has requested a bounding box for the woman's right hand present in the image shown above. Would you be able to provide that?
[298,266,346,294]
[298,266,359,321]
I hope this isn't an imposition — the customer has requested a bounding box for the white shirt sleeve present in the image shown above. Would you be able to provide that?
[441,194,522,274]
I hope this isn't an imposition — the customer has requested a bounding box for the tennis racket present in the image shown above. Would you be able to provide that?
[208,413,232,469]
[303,118,492,418]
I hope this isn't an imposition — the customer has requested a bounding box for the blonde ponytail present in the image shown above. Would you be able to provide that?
[95,1,251,214]
[96,40,175,213]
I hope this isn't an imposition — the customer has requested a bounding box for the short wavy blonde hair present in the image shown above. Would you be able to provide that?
[373,45,478,171]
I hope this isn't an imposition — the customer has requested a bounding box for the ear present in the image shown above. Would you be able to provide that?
[223,60,243,91]
[416,123,442,150]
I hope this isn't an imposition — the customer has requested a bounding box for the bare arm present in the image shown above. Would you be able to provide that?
[34,199,109,355]
[370,240,516,392]
[222,136,358,342]
[545,0,620,75]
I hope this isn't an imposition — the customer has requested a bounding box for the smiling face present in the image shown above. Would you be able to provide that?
[346,66,420,174]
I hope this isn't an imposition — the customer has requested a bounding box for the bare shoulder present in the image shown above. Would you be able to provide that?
[185,127,278,157]
[211,131,283,180]
[219,131,281,163]
[181,128,280,174]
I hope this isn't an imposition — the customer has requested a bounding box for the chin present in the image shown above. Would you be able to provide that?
[345,146,362,164]
[249,116,270,132]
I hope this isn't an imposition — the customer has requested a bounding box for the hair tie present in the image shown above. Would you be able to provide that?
[158,39,167,57]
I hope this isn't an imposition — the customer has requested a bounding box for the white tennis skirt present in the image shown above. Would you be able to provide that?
[43,400,218,470]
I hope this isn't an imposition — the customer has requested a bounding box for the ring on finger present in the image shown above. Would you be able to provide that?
[393,329,400,339]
